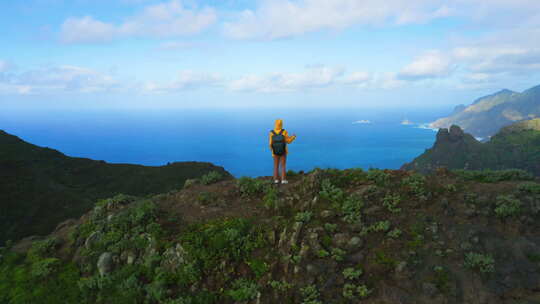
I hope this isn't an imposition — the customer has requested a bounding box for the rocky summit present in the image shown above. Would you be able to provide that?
[2,168,540,303]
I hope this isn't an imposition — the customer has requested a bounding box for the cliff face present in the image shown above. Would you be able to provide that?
[403,119,540,176]
[430,86,540,138]
[0,130,232,245]
[2,168,540,304]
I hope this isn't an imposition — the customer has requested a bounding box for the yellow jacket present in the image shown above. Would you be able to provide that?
[269,119,296,156]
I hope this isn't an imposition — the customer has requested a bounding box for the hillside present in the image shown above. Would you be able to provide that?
[430,85,540,138]
[0,130,231,246]
[2,168,540,303]
[402,119,540,175]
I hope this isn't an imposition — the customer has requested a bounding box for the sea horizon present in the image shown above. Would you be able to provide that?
[0,107,449,177]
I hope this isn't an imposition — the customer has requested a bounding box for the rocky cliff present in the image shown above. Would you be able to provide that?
[402,119,540,176]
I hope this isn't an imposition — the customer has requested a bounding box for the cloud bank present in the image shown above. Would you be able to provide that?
[60,0,216,43]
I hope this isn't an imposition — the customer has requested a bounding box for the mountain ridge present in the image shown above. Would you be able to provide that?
[430,84,540,138]
[0,129,232,246]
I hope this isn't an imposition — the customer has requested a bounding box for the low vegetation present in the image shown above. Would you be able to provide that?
[2,167,540,303]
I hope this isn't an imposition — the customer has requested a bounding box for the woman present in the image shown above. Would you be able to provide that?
[269,119,297,184]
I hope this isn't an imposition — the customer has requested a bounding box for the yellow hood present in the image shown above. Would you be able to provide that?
[274,119,283,132]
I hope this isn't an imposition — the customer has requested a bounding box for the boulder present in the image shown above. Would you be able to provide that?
[97,252,114,276]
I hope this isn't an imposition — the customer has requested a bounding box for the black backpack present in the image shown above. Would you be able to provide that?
[271,129,286,156]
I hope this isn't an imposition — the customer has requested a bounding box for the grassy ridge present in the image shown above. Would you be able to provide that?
[2,168,540,303]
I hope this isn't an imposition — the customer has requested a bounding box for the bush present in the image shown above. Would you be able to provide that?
[342,283,372,300]
[341,195,364,224]
[200,171,223,185]
[366,169,390,186]
[263,187,279,210]
[464,252,495,273]
[342,267,363,280]
[401,174,426,197]
[300,285,322,304]
[494,195,522,218]
[382,193,401,213]
[453,169,534,183]
[319,179,346,207]
[518,182,540,194]
[237,177,271,197]
[227,278,259,301]
[295,211,313,223]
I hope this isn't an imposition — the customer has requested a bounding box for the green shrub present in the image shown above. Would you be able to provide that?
[319,179,346,207]
[237,177,271,197]
[342,267,363,280]
[269,280,293,292]
[341,195,364,224]
[295,211,313,223]
[444,184,457,192]
[366,169,390,186]
[227,278,259,301]
[179,218,266,282]
[382,193,401,213]
[343,283,372,300]
[453,169,533,183]
[518,182,540,194]
[317,249,330,258]
[27,238,57,259]
[200,171,223,185]
[401,174,426,197]
[494,195,521,218]
[95,193,136,209]
[464,252,495,273]
[0,252,80,304]
[263,187,279,210]
[183,178,198,189]
[247,259,269,278]
[300,285,322,304]
[387,228,402,239]
[324,223,338,233]
[362,220,390,235]
[331,248,346,262]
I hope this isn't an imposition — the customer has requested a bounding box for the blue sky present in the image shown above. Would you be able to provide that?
[1,0,540,109]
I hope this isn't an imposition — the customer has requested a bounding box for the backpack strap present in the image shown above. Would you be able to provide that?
[271,130,276,135]
[279,129,285,135]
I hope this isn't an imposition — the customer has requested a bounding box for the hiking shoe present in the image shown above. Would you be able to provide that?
[281,180,289,184]
[274,179,280,184]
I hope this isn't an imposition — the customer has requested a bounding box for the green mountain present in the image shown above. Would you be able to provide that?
[402,119,540,175]
[430,84,540,138]
[2,168,540,303]
[0,130,231,245]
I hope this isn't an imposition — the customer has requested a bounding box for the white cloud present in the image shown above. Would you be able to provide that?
[398,51,453,80]
[341,72,371,86]
[143,70,222,93]
[0,60,13,73]
[0,65,119,95]
[223,0,452,40]
[156,41,202,51]
[228,66,345,92]
[60,0,217,43]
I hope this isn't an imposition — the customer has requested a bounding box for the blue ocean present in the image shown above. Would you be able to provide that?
[0,108,447,177]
